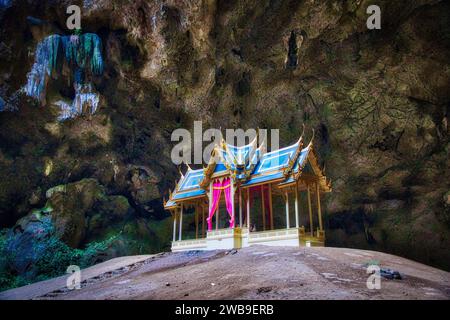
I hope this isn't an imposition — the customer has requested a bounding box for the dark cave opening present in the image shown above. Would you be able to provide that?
[286,31,298,69]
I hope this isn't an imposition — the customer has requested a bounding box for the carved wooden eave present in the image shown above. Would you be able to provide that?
[303,144,332,192]
[164,190,180,211]
[282,125,305,178]
[199,145,219,189]
[200,134,262,189]
[242,139,265,181]
[282,138,304,178]
[280,128,331,193]
[222,138,237,167]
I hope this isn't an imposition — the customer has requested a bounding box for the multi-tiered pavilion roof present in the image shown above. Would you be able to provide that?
[164,128,331,252]
[164,130,331,210]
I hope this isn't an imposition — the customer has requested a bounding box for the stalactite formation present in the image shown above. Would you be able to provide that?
[56,83,100,121]
[286,31,298,69]
[0,96,5,111]
[24,33,104,120]
[0,0,12,9]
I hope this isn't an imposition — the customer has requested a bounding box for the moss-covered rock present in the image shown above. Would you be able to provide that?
[46,178,105,247]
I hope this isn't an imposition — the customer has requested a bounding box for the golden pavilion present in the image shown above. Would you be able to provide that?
[164,128,331,251]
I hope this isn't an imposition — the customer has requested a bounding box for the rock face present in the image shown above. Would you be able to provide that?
[0,178,164,286]
[0,0,449,274]
[6,214,54,275]
[47,178,108,247]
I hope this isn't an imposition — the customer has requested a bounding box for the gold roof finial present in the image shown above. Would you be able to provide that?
[297,124,305,144]
[178,165,184,178]
[248,132,258,148]
[258,130,265,145]
[308,128,315,147]
[220,135,226,149]
[258,138,266,154]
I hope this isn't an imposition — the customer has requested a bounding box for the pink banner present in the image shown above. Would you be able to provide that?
[207,178,234,231]
[224,179,235,228]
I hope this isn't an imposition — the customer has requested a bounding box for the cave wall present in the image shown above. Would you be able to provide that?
[0,0,449,270]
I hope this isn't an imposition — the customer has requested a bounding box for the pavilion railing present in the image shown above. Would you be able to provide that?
[206,228,235,238]
[171,238,207,251]
[171,226,324,251]
[248,227,325,246]
[248,227,300,243]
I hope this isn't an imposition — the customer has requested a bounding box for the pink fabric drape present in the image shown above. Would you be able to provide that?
[224,180,235,228]
[207,178,234,231]
[207,180,222,231]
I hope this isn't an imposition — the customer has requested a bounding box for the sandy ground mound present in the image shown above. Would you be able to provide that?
[1,246,449,300]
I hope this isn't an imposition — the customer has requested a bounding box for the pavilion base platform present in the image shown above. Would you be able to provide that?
[171,227,324,252]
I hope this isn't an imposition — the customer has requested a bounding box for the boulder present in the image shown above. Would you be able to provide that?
[128,167,161,212]
[5,214,53,276]
[2,179,137,279]
[47,178,105,247]
[85,195,133,241]
[97,195,131,220]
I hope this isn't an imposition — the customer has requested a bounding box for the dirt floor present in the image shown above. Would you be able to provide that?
[1,246,449,300]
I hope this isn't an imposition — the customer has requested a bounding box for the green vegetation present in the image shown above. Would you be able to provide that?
[0,219,118,292]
